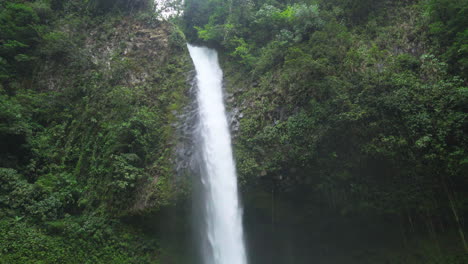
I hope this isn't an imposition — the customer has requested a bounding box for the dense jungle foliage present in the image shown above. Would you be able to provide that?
[1,0,467,263]
[182,0,468,263]
[1,0,191,263]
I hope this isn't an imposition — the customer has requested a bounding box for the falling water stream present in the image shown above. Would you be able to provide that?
[188,44,247,264]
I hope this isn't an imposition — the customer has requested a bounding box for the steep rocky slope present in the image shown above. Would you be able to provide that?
[1,8,193,263]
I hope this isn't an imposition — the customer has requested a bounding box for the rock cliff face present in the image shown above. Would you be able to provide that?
[87,19,193,214]
[33,16,193,215]
[86,19,192,213]
[86,20,174,83]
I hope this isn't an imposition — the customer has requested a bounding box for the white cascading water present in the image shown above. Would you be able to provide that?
[188,44,247,264]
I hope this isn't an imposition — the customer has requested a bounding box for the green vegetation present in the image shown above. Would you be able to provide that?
[1,0,190,262]
[182,0,468,262]
[0,214,159,264]
[1,0,467,263]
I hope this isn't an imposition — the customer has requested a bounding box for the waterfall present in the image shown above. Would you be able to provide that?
[188,44,248,264]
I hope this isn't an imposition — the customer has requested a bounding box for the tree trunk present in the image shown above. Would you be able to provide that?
[442,176,468,253]
[407,208,415,233]
[271,185,275,232]
[426,210,441,254]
